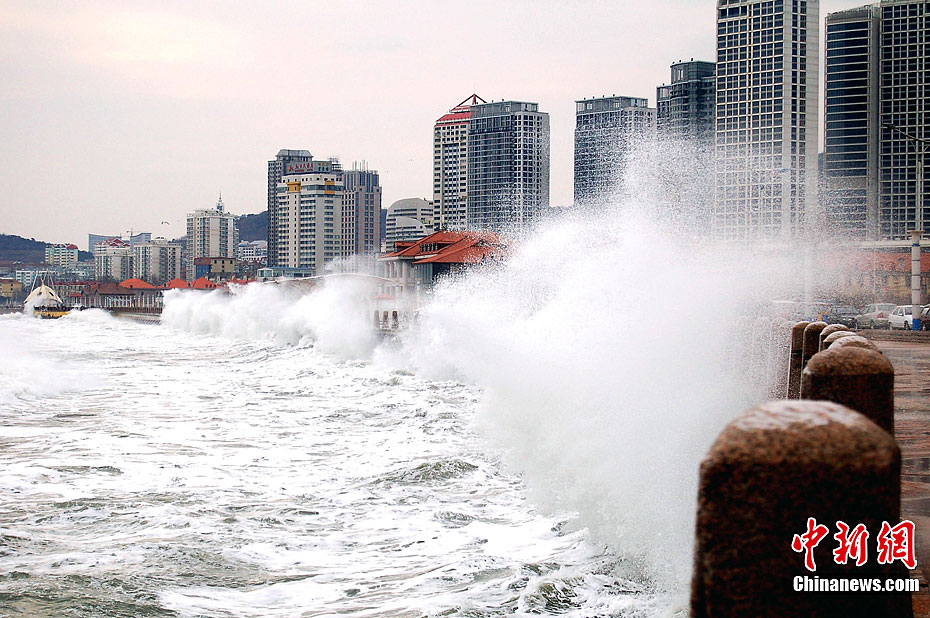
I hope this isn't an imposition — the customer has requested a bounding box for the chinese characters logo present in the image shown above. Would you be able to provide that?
[791,518,916,571]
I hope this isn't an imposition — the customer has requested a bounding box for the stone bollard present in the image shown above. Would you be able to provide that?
[801,347,895,434]
[829,334,881,353]
[772,321,795,399]
[802,322,828,369]
[691,400,911,618]
[787,321,810,398]
[819,324,850,352]
[823,330,857,350]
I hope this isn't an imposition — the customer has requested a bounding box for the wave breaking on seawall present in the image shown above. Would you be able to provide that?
[161,204,817,596]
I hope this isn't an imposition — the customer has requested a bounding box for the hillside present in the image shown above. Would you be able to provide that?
[237,211,267,242]
[0,234,92,263]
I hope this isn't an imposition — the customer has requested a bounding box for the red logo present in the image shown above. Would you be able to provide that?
[792,517,830,572]
[877,520,917,570]
[833,521,870,566]
[792,518,916,571]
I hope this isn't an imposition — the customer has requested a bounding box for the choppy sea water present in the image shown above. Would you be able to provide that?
[1,208,811,617]
[0,310,672,617]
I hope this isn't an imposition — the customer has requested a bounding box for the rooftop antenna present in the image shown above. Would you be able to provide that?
[216,192,224,212]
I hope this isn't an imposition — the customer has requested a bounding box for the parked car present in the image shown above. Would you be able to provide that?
[822,305,860,328]
[921,305,930,330]
[856,303,897,329]
[888,305,914,330]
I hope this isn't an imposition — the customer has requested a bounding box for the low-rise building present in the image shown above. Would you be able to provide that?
[384,198,434,252]
[81,281,162,310]
[831,249,930,307]
[0,279,23,301]
[255,266,316,281]
[193,257,237,281]
[237,240,268,263]
[379,230,506,303]
[190,277,220,290]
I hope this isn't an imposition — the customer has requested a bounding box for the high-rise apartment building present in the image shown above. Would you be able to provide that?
[574,95,656,205]
[133,237,183,284]
[275,158,344,274]
[467,100,550,231]
[268,149,313,267]
[824,5,881,239]
[714,0,820,241]
[655,61,718,231]
[342,167,382,255]
[433,94,485,231]
[94,238,132,281]
[657,61,717,141]
[186,195,238,280]
[44,244,79,267]
[824,0,928,240]
[879,0,929,239]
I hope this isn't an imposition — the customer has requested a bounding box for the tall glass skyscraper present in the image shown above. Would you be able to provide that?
[824,0,929,241]
[879,0,929,239]
[824,5,880,239]
[342,167,382,256]
[467,101,550,231]
[657,61,717,142]
[714,0,820,241]
[574,95,656,206]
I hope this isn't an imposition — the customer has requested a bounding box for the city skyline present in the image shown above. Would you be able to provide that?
[0,0,875,244]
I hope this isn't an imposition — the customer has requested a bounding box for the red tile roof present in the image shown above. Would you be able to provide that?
[120,278,156,289]
[435,111,470,124]
[87,283,134,295]
[191,277,218,289]
[165,278,191,289]
[381,230,506,265]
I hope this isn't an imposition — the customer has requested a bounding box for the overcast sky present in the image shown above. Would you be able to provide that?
[1,0,866,247]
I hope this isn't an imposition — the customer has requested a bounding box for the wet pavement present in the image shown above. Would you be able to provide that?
[871,339,930,614]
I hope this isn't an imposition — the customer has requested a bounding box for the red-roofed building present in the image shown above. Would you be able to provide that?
[165,278,191,289]
[120,278,156,289]
[97,238,130,249]
[434,94,486,231]
[191,277,219,290]
[379,230,505,301]
[81,282,162,310]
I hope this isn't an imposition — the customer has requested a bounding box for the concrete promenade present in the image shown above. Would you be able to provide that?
[867,336,930,614]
